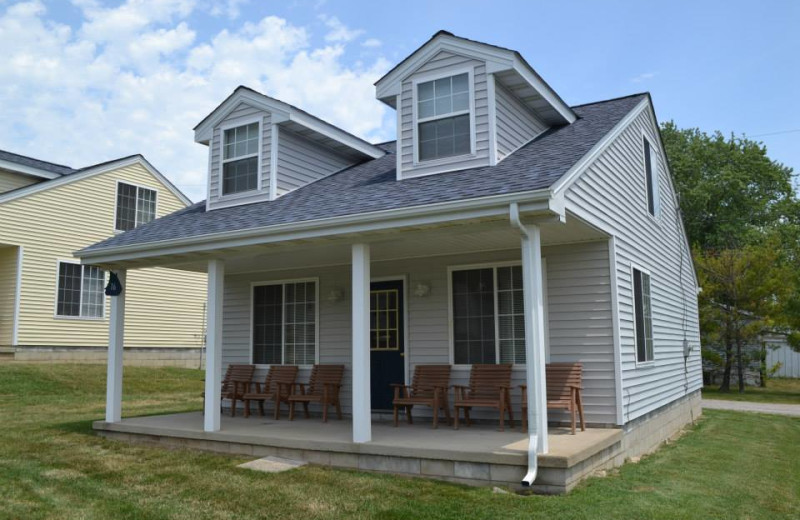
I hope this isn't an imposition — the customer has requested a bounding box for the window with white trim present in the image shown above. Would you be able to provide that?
[417,72,471,161]
[222,122,259,195]
[643,137,660,217]
[252,280,317,365]
[115,182,156,231]
[633,268,654,363]
[56,262,105,318]
[451,265,525,364]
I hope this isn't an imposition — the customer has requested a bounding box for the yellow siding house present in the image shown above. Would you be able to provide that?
[0,150,206,366]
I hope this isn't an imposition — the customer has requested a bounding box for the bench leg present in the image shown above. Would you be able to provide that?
[453,406,460,430]
[244,399,251,418]
[303,401,310,419]
[432,396,439,430]
[393,404,399,427]
[577,391,586,432]
[464,407,471,427]
[323,400,329,423]
[336,399,343,420]
[289,401,296,421]
[406,405,413,425]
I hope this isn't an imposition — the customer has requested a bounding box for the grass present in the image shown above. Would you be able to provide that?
[0,364,798,520]
[702,378,800,404]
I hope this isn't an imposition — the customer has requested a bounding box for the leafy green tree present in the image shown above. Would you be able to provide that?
[694,242,790,392]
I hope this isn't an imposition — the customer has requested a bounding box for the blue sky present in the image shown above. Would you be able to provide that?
[1,0,798,201]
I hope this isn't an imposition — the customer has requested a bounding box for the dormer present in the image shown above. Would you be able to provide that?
[375,31,577,180]
[194,87,384,211]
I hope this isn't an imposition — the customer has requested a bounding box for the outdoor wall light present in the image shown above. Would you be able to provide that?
[326,288,344,303]
[413,282,431,298]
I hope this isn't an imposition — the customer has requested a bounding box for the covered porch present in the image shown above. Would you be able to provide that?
[94,410,622,494]
[90,206,622,492]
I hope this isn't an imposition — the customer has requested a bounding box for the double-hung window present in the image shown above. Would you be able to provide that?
[416,72,471,162]
[56,261,105,318]
[115,182,156,231]
[451,265,526,364]
[222,122,260,195]
[252,280,317,365]
[643,137,660,217]
[632,267,654,363]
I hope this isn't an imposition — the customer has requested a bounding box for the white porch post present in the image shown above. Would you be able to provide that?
[521,224,548,454]
[105,269,126,423]
[351,243,371,443]
[204,259,225,432]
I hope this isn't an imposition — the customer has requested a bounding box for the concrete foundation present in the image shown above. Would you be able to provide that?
[11,346,205,368]
[93,390,701,494]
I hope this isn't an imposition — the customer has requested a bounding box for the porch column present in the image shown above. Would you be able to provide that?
[105,269,126,423]
[351,243,371,443]
[204,259,225,432]
[521,224,548,453]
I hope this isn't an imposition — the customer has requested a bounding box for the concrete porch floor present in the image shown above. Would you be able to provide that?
[94,412,623,493]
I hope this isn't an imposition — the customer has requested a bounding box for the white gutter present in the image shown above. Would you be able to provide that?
[509,202,546,487]
[77,188,555,264]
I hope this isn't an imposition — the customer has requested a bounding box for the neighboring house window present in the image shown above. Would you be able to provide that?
[56,262,105,318]
[451,265,526,364]
[116,182,156,231]
[632,267,654,363]
[252,280,317,365]
[643,137,660,216]
[222,122,259,195]
[417,72,471,161]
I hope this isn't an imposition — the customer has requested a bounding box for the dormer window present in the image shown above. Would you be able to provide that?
[415,72,472,162]
[222,121,260,195]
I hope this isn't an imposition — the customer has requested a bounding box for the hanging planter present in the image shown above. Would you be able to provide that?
[105,271,123,296]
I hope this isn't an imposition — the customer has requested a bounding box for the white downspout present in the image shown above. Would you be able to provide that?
[509,202,548,487]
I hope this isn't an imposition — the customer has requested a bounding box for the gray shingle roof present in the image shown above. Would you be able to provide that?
[81,93,647,253]
[0,149,76,176]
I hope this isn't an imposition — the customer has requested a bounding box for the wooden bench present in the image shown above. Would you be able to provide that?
[521,362,585,434]
[453,363,514,431]
[391,364,452,428]
[287,364,345,422]
[220,364,255,417]
[242,365,299,419]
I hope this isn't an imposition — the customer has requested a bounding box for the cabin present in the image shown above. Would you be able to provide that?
[78,31,703,494]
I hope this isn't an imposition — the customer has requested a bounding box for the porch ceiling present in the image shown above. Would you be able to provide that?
[108,211,606,274]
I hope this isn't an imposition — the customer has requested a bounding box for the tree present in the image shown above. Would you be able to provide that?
[661,122,800,391]
[660,121,799,251]
[694,242,790,392]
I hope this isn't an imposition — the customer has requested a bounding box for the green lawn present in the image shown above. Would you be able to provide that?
[703,378,800,404]
[1,364,798,520]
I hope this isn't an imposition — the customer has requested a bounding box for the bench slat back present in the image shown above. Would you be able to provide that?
[263,365,299,394]
[468,363,513,400]
[545,362,582,401]
[411,365,452,398]
[222,364,255,392]
[308,364,345,396]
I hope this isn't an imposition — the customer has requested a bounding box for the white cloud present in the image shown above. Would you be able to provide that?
[319,14,363,43]
[0,1,393,201]
[208,0,249,20]
[362,38,382,48]
[631,72,657,83]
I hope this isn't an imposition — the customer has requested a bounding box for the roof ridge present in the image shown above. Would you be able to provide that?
[570,92,649,109]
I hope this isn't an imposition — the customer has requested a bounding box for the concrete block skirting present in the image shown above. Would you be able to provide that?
[11,346,205,368]
[93,390,701,494]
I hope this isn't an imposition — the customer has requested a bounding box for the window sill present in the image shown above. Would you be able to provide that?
[53,315,106,322]
[635,360,656,369]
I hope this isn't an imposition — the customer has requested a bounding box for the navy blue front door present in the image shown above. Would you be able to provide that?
[370,280,405,410]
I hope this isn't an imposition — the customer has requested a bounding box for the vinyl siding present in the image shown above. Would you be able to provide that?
[0,162,206,348]
[564,105,703,423]
[276,127,354,195]
[221,243,617,424]
[208,102,272,210]
[0,246,19,345]
[0,170,40,194]
[399,51,491,178]
[495,83,548,162]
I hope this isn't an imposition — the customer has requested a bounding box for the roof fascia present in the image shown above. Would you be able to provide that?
[0,159,62,180]
[194,89,384,159]
[0,155,191,207]
[76,188,557,264]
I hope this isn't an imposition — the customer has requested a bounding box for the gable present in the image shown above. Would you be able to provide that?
[0,169,41,194]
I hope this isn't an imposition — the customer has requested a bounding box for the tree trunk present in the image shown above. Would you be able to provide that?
[759,341,767,388]
[736,336,745,393]
[720,338,733,393]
